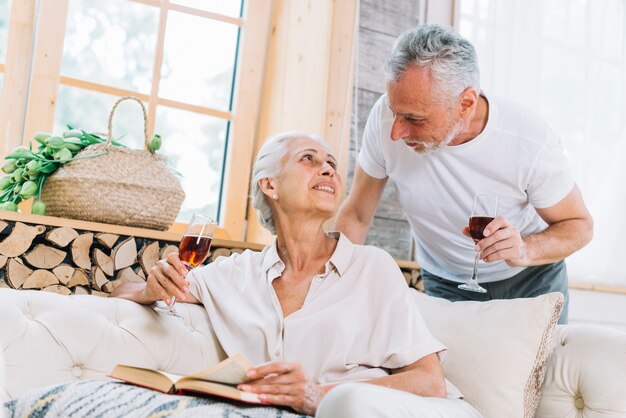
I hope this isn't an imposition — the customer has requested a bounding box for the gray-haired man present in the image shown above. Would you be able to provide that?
[335,24,593,323]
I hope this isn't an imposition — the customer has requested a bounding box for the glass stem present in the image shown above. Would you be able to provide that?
[470,252,480,283]
[167,296,177,309]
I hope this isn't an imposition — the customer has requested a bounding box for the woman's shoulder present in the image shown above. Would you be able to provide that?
[348,240,398,268]
[211,246,269,267]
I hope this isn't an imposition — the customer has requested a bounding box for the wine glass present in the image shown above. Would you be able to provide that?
[154,213,217,319]
[458,194,499,293]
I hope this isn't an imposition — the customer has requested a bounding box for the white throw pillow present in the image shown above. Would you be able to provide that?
[413,290,563,418]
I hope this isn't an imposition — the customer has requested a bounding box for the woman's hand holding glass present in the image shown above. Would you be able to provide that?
[145,252,197,307]
[237,361,323,416]
[153,213,216,318]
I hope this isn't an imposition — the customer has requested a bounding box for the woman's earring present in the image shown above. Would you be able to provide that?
[273,194,278,200]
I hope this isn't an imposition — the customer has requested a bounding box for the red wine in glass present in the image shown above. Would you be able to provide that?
[459,195,499,293]
[469,216,495,241]
[179,235,213,269]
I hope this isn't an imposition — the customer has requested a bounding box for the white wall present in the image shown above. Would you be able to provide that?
[569,289,626,333]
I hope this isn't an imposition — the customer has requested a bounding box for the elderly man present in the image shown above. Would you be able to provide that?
[335,24,593,323]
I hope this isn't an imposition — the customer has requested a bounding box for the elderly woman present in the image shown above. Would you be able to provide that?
[113,132,480,418]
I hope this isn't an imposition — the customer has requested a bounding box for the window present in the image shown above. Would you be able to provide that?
[457,0,626,286]
[0,0,270,239]
[55,0,243,222]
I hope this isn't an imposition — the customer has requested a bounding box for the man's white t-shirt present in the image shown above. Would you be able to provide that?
[358,94,574,283]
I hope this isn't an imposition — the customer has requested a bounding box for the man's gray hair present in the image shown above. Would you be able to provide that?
[385,23,480,104]
[251,131,328,235]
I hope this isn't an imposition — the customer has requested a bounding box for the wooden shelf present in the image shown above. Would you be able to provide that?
[0,210,265,251]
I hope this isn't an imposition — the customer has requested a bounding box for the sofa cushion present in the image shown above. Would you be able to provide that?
[413,290,563,418]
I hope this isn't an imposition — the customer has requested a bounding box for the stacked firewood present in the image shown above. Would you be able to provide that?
[0,220,240,296]
[402,269,423,291]
[0,219,422,295]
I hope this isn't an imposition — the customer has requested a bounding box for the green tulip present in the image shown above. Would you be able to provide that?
[63,129,83,138]
[0,202,18,212]
[23,171,41,181]
[19,180,38,199]
[8,146,31,157]
[31,199,46,215]
[42,147,55,158]
[53,148,73,161]
[1,159,17,174]
[6,148,33,163]
[45,136,66,150]
[11,168,24,183]
[34,131,52,145]
[0,175,12,190]
[25,159,42,174]
[63,142,84,153]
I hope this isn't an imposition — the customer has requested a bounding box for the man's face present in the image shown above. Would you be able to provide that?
[387,66,463,153]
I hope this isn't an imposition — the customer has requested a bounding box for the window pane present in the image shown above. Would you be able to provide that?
[61,0,159,93]
[159,12,238,111]
[170,0,243,18]
[0,0,11,62]
[54,86,147,151]
[154,106,228,222]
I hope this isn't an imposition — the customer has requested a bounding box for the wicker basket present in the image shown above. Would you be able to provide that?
[41,97,185,230]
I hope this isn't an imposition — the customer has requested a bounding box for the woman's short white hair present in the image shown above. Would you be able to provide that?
[251,131,329,235]
[385,23,480,105]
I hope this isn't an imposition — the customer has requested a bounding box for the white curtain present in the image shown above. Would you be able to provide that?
[457,0,626,286]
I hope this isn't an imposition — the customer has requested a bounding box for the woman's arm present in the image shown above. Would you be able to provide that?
[366,353,447,398]
[239,353,446,415]
[110,252,201,305]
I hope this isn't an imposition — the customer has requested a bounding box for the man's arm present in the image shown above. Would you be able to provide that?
[479,185,593,266]
[334,163,388,244]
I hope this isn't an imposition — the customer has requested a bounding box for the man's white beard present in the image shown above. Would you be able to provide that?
[406,119,464,153]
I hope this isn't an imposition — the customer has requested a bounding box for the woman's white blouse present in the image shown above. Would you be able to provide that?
[188,232,460,397]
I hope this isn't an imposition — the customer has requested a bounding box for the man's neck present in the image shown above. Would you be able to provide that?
[453,95,489,145]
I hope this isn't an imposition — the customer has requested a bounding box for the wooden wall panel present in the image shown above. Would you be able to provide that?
[348,0,423,260]
[0,0,36,156]
[245,0,358,245]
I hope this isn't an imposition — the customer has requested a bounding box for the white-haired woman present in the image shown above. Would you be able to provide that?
[113,132,481,417]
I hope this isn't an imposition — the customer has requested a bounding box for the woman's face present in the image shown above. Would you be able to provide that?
[271,137,342,220]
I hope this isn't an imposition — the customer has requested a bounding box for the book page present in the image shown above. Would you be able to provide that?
[176,380,261,404]
[110,365,179,393]
[180,353,254,385]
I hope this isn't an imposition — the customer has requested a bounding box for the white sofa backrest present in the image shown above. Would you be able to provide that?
[2,288,626,418]
[0,289,225,399]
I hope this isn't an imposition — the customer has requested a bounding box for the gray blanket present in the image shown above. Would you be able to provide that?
[2,381,309,418]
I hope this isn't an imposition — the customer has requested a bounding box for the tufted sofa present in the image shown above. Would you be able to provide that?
[1,288,626,417]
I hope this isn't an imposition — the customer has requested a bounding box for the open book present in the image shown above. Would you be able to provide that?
[110,352,261,404]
